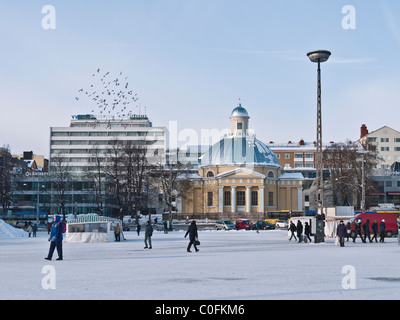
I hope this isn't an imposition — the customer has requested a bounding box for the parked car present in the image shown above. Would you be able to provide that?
[253,221,275,230]
[349,212,398,238]
[122,223,130,231]
[235,219,254,230]
[275,220,289,228]
[215,220,235,230]
[153,221,174,231]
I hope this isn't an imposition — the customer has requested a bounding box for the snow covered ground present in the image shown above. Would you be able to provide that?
[1,227,400,300]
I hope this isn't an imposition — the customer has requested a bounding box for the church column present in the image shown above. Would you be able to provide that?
[258,186,265,213]
[297,187,303,211]
[246,186,251,213]
[218,186,224,213]
[231,186,236,213]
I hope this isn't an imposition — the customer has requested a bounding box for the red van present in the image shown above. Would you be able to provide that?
[349,212,398,238]
[235,219,254,230]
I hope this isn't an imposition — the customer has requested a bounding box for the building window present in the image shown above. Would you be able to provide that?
[294,153,303,159]
[206,171,214,178]
[381,147,390,151]
[224,191,231,206]
[381,138,389,143]
[285,154,290,159]
[207,192,213,206]
[368,137,377,142]
[395,138,400,143]
[268,192,273,206]
[251,191,258,206]
[236,191,245,206]
[237,123,242,130]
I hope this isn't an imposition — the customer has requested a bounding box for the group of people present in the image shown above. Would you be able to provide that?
[113,219,200,252]
[25,222,38,237]
[337,218,386,247]
[288,220,312,243]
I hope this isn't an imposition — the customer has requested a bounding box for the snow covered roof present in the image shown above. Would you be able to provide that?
[278,172,304,180]
[68,216,121,224]
[200,136,281,168]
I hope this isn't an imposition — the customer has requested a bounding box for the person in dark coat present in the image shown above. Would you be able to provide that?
[304,222,312,243]
[296,220,303,243]
[345,222,351,242]
[136,223,141,236]
[371,219,379,243]
[362,219,372,243]
[353,219,363,243]
[288,221,297,241]
[185,220,199,252]
[144,221,153,249]
[45,215,63,261]
[336,220,347,247]
[379,219,386,243]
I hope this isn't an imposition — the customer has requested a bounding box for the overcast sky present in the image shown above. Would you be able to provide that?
[1,0,400,158]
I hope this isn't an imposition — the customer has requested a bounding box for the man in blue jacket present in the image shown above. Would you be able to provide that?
[45,215,63,261]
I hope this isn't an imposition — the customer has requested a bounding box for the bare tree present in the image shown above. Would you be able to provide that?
[48,154,72,220]
[0,150,20,213]
[85,146,106,215]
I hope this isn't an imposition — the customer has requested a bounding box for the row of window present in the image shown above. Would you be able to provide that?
[368,137,400,143]
[207,191,274,206]
[381,147,400,152]
[276,153,314,159]
[52,131,164,137]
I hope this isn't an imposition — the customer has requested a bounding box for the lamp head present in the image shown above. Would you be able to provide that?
[307,50,331,63]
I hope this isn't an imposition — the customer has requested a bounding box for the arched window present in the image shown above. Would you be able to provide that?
[206,171,215,178]
[267,171,274,178]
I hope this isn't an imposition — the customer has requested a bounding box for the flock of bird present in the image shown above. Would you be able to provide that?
[75,68,143,119]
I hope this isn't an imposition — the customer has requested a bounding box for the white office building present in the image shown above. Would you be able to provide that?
[50,114,167,173]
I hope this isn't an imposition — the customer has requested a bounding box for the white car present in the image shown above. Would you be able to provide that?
[275,220,288,228]
[215,220,235,230]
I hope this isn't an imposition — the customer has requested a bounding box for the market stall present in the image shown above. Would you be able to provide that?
[66,216,123,243]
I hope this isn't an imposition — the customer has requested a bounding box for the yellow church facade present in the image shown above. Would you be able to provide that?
[180,103,303,217]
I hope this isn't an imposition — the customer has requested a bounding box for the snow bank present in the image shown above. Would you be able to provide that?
[0,219,27,238]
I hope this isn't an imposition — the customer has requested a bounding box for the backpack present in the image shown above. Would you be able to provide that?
[61,221,66,233]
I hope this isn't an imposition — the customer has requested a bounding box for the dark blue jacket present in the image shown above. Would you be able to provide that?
[50,215,63,242]
[337,223,347,237]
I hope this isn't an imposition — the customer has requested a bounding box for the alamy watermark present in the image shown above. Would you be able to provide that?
[41,265,56,290]
[342,5,356,30]
[341,265,356,289]
[41,5,56,30]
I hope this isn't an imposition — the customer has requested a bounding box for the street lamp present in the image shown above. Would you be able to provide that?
[357,150,369,213]
[307,50,331,243]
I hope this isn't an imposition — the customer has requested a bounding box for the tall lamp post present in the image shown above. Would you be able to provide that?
[307,50,331,243]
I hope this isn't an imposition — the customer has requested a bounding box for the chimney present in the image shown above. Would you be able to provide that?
[360,124,368,139]
[299,139,305,146]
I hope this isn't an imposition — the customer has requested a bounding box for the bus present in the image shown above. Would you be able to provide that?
[0,212,49,228]
[265,210,305,225]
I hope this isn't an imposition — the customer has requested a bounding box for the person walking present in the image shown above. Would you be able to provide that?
[288,221,297,241]
[345,222,351,242]
[45,215,63,261]
[371,219,379,243]
[185,220,199,252]
[32,223,37,237]
[144,221,153,249]
[136,223,141,236]
[296,220,303,243]
[363,219,372,243]
[114,223,122,242]
[27,223,33,237]
[304,222,312,243]
[379,219,386,243]
[353,219,363,243]
[336,220,347,247]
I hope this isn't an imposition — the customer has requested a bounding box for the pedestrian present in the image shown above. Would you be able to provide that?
[136,223,141,236]
[47,221,51,235]
[304,222,312,243]
[185,220,199,252]
[345,222,351,242]
[362,219,372,243]
[45,215,63,261]
[163,220,168,234]
[288,221,297,241]
[353,219,363,243]
[114,223,122,242]
[336,220,347,247]
[296,220,303,243]
[27,223,33,237]
[144,221,153,249]
[32,223,37,237]
[379,219,386,243]
[371,219,378,243]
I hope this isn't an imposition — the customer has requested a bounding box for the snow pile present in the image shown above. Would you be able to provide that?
[0,219,27,238]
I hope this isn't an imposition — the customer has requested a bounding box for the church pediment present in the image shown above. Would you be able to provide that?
[216,168,266,179]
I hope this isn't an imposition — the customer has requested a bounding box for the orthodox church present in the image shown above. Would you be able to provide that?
[180,102,304,217]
